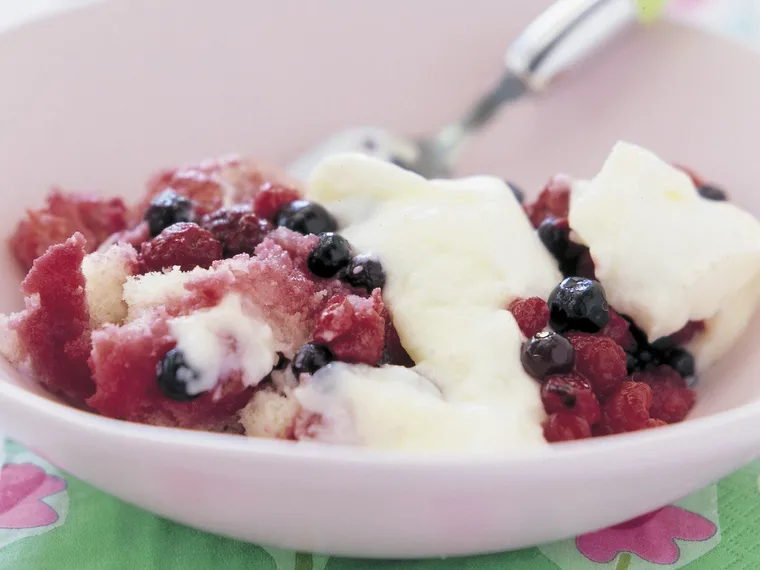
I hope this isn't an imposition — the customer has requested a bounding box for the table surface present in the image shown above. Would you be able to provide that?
[2,1,760,569]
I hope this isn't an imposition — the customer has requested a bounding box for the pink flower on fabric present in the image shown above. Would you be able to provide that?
[0,463,67,529]
[576,506,717,565]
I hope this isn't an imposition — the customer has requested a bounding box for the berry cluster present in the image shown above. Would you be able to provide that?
[290,230,388,380]
[513,276,698,442]
[140,180,391,401]
[8,155,721,444]
[519,169,707,441]
[527,175,595,278]
[518,166,721,443]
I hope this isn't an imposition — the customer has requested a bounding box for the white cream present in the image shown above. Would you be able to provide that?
[297,364,547,452]
[569,142,760,368]
[296,154,561,452]
[169,294,277,395]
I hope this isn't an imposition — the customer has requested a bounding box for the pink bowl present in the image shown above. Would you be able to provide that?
[1,0,760,558]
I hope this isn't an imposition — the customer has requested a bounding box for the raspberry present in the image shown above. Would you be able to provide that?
[140,222,222,272]
[525,174,572,228]
[601,309,634,350]
[673,164,704,187]
[313,298,355,342]
[668,320,706,346]
[201,206,273,257]
[633,365,696,423]
[508,297,549,337]
[312,291,385,364]
[253,183,301,221]
[10,189,128,270]
[75,195,129,242]
[597,382,653,435]
[543,413,591,442]
[541,374,601,426]
[566,332,627,400]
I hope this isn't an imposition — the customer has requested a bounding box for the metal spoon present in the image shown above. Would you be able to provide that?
[288,0,641,180]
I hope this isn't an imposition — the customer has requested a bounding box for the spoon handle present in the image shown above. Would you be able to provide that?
[506,0,638,91]
[431,0,640,162]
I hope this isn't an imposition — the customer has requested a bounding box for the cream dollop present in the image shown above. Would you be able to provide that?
[297,363,550,452]
[569,141,760,368]
[295,154,562,452]
[169,294,277,396]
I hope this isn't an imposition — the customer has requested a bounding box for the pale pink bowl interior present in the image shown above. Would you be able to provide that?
[0,0,759,432]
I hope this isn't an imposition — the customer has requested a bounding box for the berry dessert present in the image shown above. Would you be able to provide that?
[2,142,760,453]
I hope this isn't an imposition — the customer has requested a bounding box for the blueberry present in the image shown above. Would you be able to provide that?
[537,217,588,276]
[307,233,353,278]
[625,317,648,354]
[537,217,571,260]
[276,200,337,235]
[664,347,695,378]
[650,334,676,353]
[156,348,202,401]
[623,317,663,372]
[697,184,727,202]
[292,343,333,376]
[341,255,386,292]
[548,277,609,333]
[144,190,195,237]
[505,181,525,204]
[625,352,638,374]
[635,347,661,370]
[520,332,575,381]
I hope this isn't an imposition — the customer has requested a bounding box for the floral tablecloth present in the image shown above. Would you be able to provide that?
[3,0,760,568]
[1,436,759,569]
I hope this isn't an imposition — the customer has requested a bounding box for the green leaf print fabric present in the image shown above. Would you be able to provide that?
[1,439,760,570]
